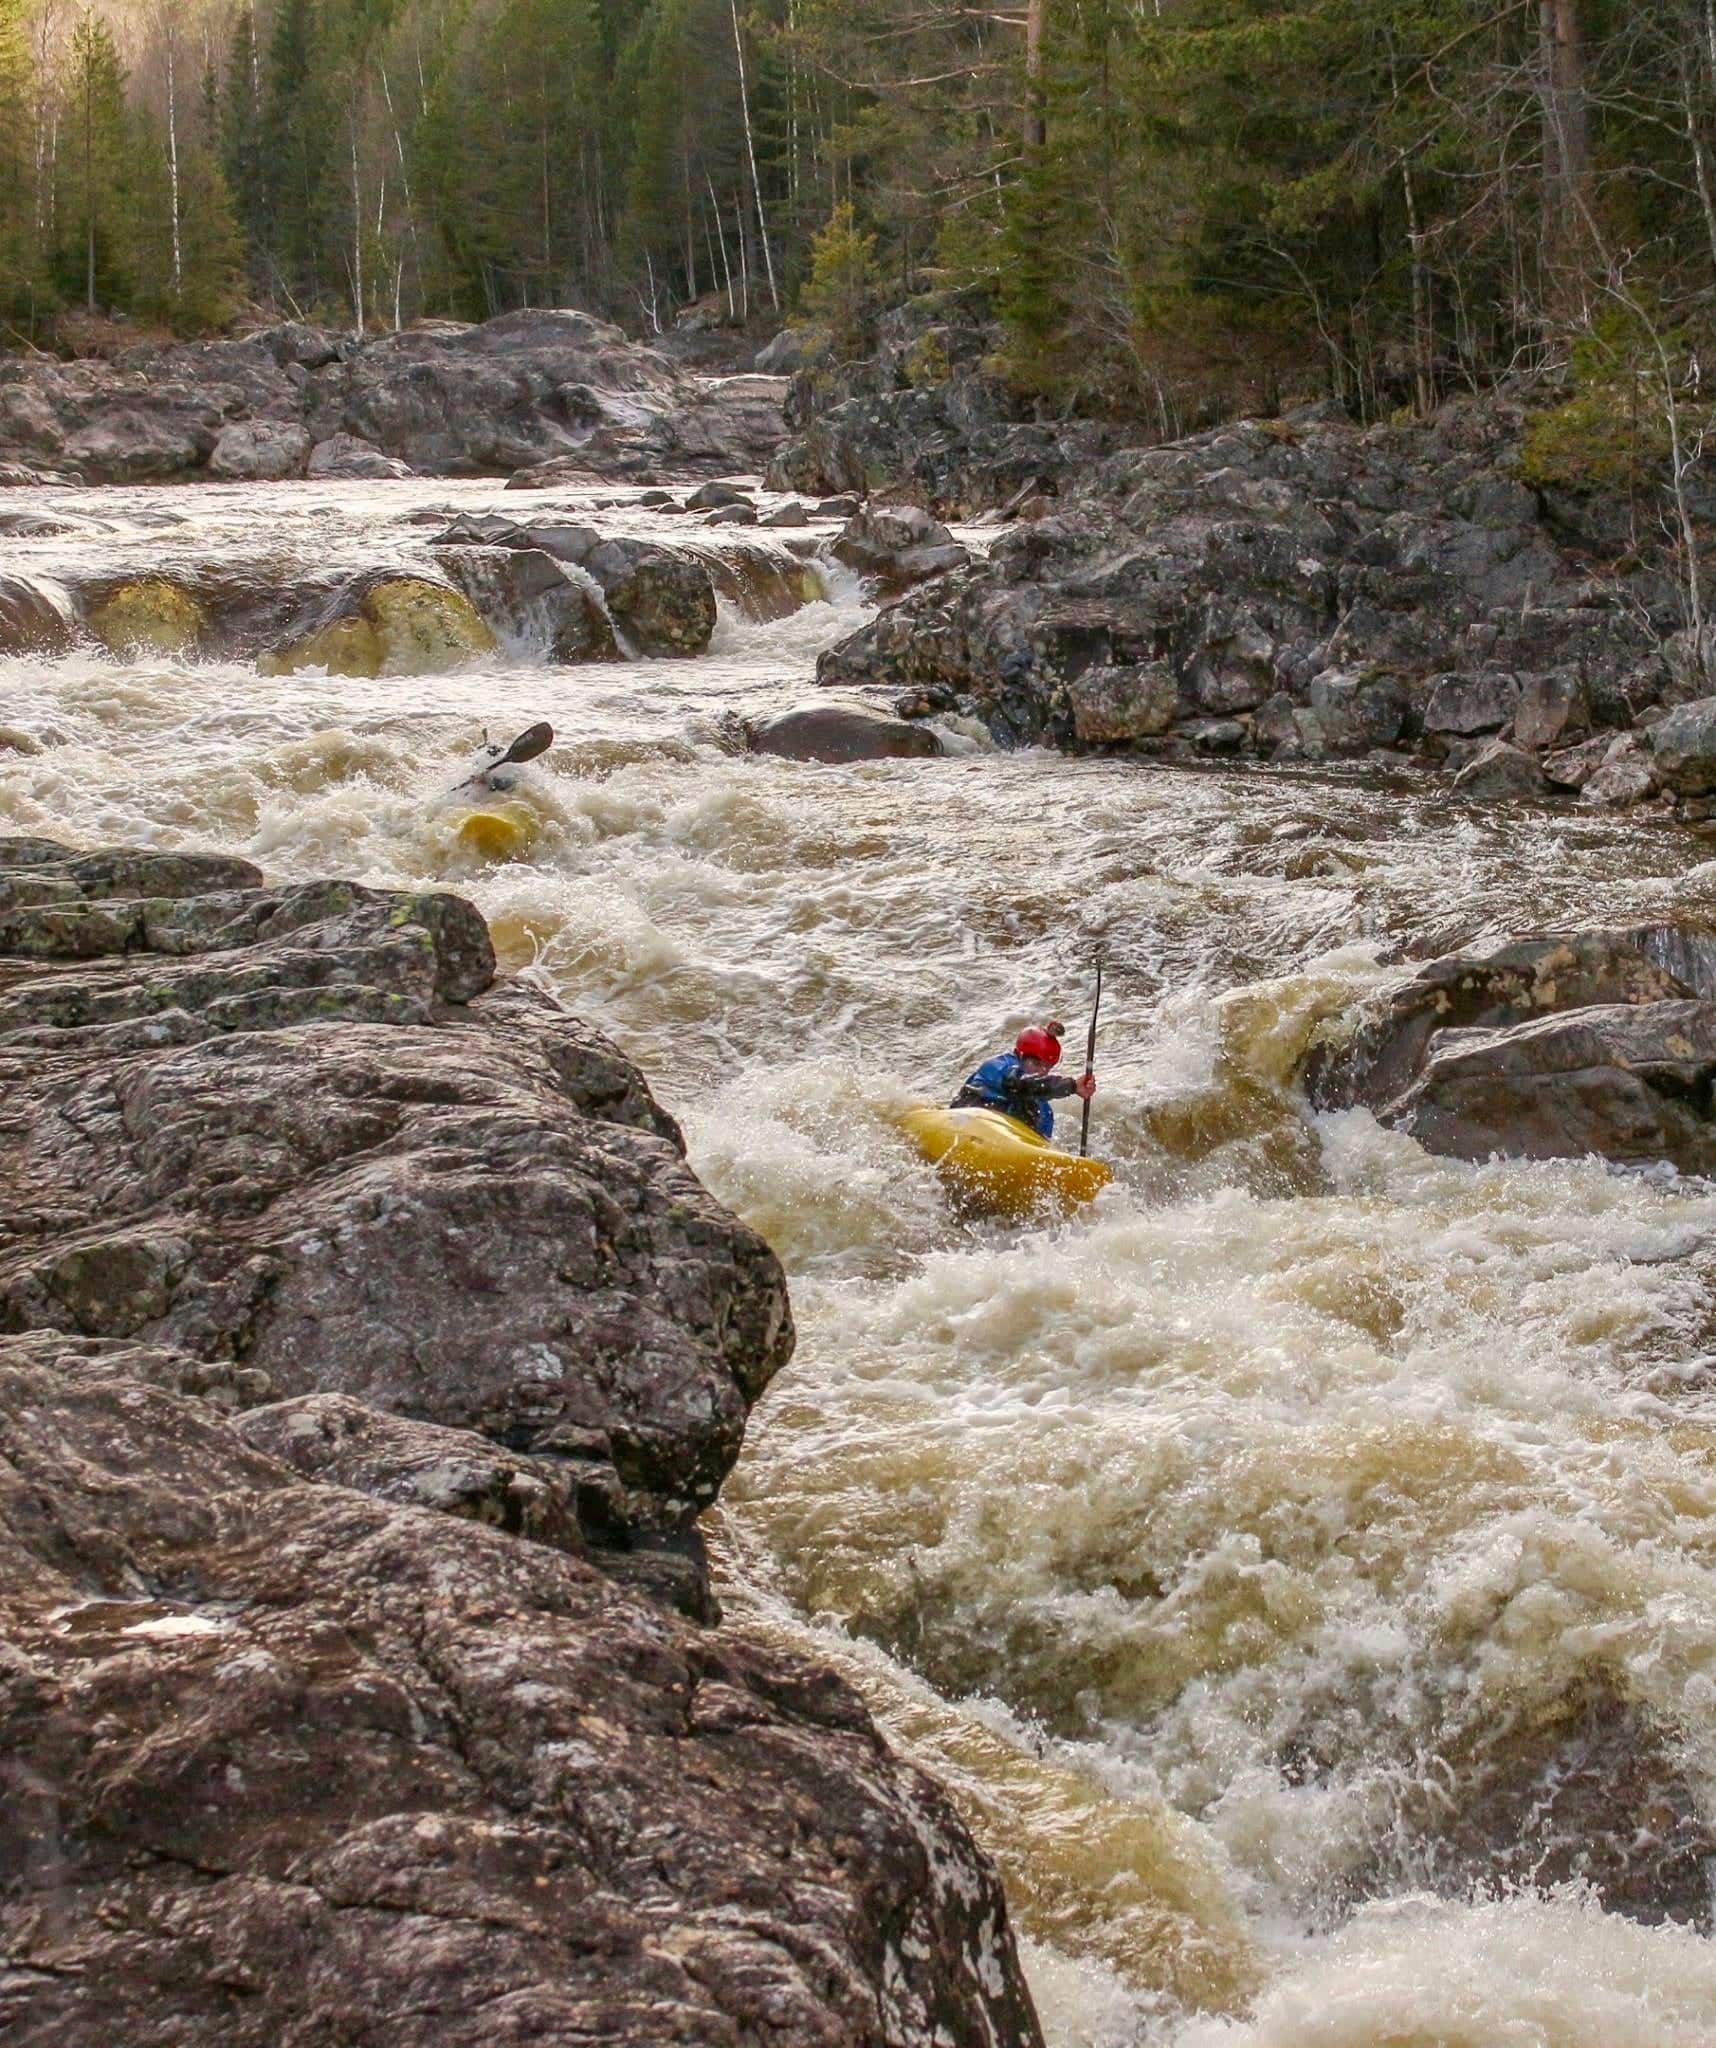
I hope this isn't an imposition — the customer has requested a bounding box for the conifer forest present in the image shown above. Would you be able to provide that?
[2,1,1716,426]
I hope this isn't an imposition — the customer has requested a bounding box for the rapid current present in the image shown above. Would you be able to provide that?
[11,479,1716,2044]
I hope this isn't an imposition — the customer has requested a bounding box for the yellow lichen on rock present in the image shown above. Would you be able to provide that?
[260,577,496,678]
[88,578,206,658]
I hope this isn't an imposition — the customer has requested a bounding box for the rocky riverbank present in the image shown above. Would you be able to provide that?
[0,311,788,486]
[0,838,1043,2047]
[811,389,1716,810]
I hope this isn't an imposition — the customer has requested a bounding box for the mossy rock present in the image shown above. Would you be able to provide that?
[88,578,206,658]
[260,576,497,678]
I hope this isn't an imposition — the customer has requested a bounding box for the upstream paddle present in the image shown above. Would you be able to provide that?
[456,721,555,792]
[1079,955,1104,1159]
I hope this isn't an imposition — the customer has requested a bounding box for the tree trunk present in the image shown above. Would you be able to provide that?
[1540,0,1589,261]
[729,0,779,311]
[165,26,182,298]
[1025,0,1046,152]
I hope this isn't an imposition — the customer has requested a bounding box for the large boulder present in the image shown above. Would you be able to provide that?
[0,840,1043,2046]
[585,538,718,657]
[259,573,496,677]
[306,432,414,480]
[831,504,970,590]
[750,705,944,763]
[1649,695,1716,796]
[1305,925,1716,1170]
[437,546,618,663]
[1451,738,1548,800]
[1064,661,1179,743]
[208,418,313,481]
[84,576,207,658]
[0,1359,1043,2048]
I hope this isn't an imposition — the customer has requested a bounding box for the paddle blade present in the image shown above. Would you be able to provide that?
[497,720,554,767]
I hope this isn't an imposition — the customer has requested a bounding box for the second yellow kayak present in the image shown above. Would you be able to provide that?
[898,1103,1113,1215]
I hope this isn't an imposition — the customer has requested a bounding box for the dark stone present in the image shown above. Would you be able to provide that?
[750,705,944,763]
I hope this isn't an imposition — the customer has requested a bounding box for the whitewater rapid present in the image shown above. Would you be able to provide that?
[8,478,1716,2045]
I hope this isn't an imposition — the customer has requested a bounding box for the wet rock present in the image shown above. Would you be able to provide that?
[1649,695,1716,797]
[761,500,810,526]
[705,500,758,526]
[438,546,618,664]
[1451,739,1548,800]
[816,495,862,518]
[84,576,206,658]
[584,539,717,658]
[306,432,414,480]
[1065,661,1179,743]
[1307,671,1409,752]
[1306,925,1716,1170]
[208,418,312,481]
[0,1344,1044,2048]
[0,574,79,657]
[831,503,971,591]
[750,704,944,763]
[259,573,495,677]
[1188,718,1248,755]
[1423,671,1521,736]
[687,480,752,510]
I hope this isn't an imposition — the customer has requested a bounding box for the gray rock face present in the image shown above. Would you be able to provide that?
[813,398,1677,769]
[1451,738,1548,800]
[306,431,414,480]
[0,839,787,1569]
[750,705,944,763]
[0,1342,1044,2048]
[1305,926,1716,1171]
[208,419,313,481]
[1064,661,1179,743]
[755,328,810,375]
[0,311,791,484]
[831,505,971,591]
[1649,695,1716,796]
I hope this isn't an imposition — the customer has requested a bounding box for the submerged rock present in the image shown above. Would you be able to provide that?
[751,705,944,763]
[259,573,495,677]
[1305,926,1716,1171]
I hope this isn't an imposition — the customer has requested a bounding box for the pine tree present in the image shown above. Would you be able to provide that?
[59,11,132,315]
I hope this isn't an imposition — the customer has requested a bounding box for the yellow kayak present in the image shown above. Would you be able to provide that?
[898,1104,1113,1215]
[446,800,540,861]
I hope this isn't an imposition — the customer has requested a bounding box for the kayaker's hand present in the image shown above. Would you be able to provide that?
[1075,1071,1096,1101]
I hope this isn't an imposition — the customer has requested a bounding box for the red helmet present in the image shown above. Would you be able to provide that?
[1014,1025,1063,1065]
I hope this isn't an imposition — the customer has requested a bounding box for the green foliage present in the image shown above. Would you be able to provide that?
[1520,309,1704,493]
[797,202,880,358]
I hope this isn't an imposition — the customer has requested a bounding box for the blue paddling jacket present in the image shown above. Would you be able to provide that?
[953,1053,1080,1139]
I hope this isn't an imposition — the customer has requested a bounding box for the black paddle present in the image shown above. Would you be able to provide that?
[491,720,554,768]
[1079,955,1104,1159]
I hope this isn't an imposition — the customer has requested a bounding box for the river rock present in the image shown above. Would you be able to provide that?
[1423,671,1522,736]
[438,546,618,663]
[761,500,810,526]
[1648,695,1716,796]
[0,573,79,657]
[1583,735,1658,807]
[814,397,1674,764]
[0,1343,1043,2047]
[584,539,718,657]
[1305,925,1716,1171]
[1065,661,1179,743]
[259,573,495,677]
[705,501,758,526]
[0,841,1042,2044]
[1451,738,1548,800]
[687,480,752,510]
[208,418,313,481]
[831,504,970,590]
[307,432,414,480]
[750,705,944,763]
[84,576,206,658]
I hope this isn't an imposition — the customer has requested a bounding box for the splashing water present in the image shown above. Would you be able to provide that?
[9,477,1716,2043]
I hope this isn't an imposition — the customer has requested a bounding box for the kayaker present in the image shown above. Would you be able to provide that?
[953,1023,1096,1140]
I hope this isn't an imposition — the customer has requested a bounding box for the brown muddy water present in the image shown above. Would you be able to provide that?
[9,478,1716,2044]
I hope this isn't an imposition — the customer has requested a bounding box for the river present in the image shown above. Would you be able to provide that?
[8,478,1716,2045]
